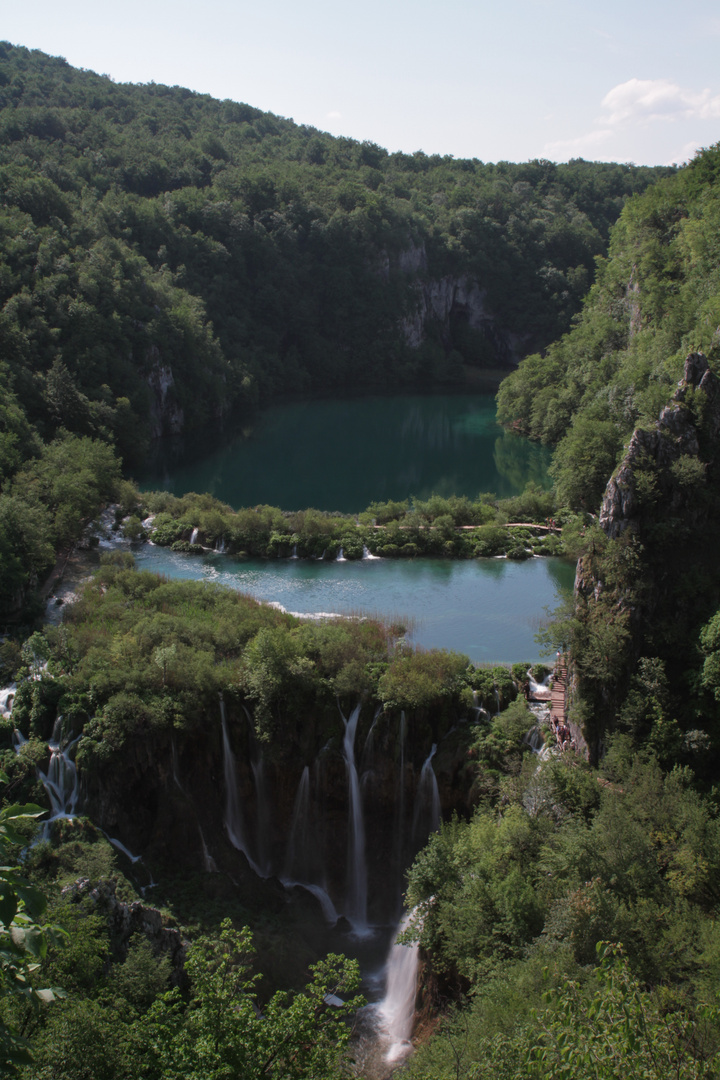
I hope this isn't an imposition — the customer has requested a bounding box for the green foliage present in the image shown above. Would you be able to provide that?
[143,919,363,1080]
[0,782,64,1071]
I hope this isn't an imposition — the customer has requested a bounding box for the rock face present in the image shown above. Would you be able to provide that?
[599,353,720,539]
[573,352,720,759]
[392,241,524,364]
[62,877,188,981]
[147,349,185,438]
[80,701,476,928]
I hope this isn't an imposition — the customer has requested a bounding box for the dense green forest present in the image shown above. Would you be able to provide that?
[4,39,720,1080]
[0,42,668,471]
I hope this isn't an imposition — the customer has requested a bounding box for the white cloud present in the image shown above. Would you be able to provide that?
[601,78,720,125]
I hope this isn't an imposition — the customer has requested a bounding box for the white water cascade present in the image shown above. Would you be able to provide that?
[378,911,420,1064]
[411,744,441,846]
[190,527,199,545]
[336,548,346,562]
[220,696,263,876]
[37,717,80,826]
[0,685,16,717]
[362,545,381,560]
[341,702,369,933]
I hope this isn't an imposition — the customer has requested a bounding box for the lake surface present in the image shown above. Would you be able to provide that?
[138,394,552,513]
[134,544,574,665]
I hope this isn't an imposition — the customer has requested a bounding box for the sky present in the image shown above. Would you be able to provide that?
[4,0,720,166]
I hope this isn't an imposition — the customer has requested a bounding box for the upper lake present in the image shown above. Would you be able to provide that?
[138,393,552,513]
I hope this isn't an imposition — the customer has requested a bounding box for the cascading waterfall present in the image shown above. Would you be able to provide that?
[524,726,546,753]
[37,717,80,826]
[215,537,226,554]
[341,702,369,933]
[290,544,298,559]
[336,547,346,562]
[378,910,420,1064]
[251,754,272,875]
[220,695,263,876]
[280,765,338,924]
[190,527,199,545]
[411,744,441,846]
[283,766,311,881]
[0,685,16,717]
[362,545,380,560]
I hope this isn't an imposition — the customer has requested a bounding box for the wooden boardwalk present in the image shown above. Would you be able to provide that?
[550,657,567,726]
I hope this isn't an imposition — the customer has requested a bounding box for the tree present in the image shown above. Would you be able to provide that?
[142,919,363,1080]
[0,780,64,1072]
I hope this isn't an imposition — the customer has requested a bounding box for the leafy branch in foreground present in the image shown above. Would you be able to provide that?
[0,778,65,1072]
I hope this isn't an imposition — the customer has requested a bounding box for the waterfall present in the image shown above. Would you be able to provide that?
[215,537,226,554]
[290,544,298,559]
[190,527,199,545]
[341,702,368,933]
[360,705,382,773]
[283,766,310,881]
[524,725,546,753]
[108,837,142,863]
[37,718,80,825]
[378,911,420,1063]
[220,696,262,876]
[198,826,218,872]
[336,547,346,562]
[362,545,380,560]
[251,754,272,875]
[0,685,16,718]
[411,744,441,846]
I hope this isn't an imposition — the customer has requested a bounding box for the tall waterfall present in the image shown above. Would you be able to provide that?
[284,766,311,881]
[378,911,420,1063]
[341,702,368,933]
[251,754,271,875]
[411,744,441,846]
[190,527,199,545]
[220,695,262,876]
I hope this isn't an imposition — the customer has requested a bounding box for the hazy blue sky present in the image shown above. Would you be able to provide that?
[5,0,720,165]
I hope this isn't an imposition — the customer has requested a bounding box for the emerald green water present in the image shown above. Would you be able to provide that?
[139,394,552,513]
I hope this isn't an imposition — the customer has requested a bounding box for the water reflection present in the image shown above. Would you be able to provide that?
[137,394,553,513]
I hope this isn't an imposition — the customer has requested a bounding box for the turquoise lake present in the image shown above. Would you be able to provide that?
[138,393,552,513]
[134,544,574,665]
[135,392,571,663]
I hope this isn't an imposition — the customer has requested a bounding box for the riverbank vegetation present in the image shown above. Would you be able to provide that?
[138,485,566,562]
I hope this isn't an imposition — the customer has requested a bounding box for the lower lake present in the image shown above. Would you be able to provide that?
[134,544,574,665]
[138,393,552,513]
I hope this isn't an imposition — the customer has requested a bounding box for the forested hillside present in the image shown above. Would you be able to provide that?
[0,42,668,472]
